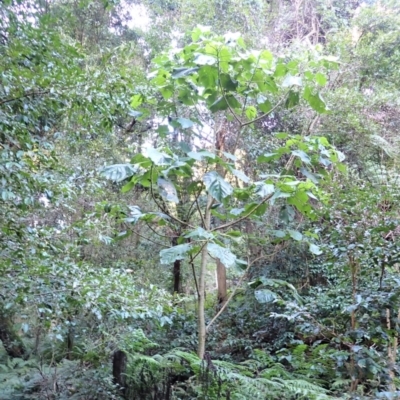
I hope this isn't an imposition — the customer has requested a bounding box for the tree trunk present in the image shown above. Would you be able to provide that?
[215,123,228,304]
[173,259,181,293]
[197,195,213,359]
[0,306,26,358]
[172,236,181,294]
[216,259,227,305]
[113,349,127,396]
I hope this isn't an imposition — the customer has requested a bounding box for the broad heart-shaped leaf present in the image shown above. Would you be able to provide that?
[230,207,245,216]
[160,243,192,264]
[315,72,327,86]
[255,182,274,197]
[207,243,236,268]
[220,73,238,91]
[288,229,303,241]
[282,75,302,87]
[255,289,278,304]
[101,164,138,182]
[309,243,322,255]
[126,205,144,223]
[157,177,179,203]
[258,278,304,304]
[307,92,327,113]
[193,54,216,65]
[184,227,214,240]
[279,205,295,223]
[209,95,241,113]
[300,167,319,183]
[187,150,215,161]
[203,171,233,202]
[230,168,250,183]
[292,150,311,164]
[172,67,199,78]
[145,148,172,166]
[285,90,299,109]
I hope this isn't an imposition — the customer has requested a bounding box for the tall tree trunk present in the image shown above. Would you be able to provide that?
[215,123,228,304]
[197,195,213,358]
[172,236,181,293]
[216,259,227,304]
[113,349,127,397]
[173,258,181,293]
[0,305,26,358]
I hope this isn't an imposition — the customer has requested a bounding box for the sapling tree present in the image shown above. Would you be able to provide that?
[103,27,344,357]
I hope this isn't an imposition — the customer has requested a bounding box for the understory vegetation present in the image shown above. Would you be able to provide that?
[1,0,400,398]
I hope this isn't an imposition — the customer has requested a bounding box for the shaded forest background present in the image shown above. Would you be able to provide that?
[1,0,400,398]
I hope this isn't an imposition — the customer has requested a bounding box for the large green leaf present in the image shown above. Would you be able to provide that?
[101,164,138,182]
[160,244,192,264]
[126,206,144,223]
[288,229,303,241]
[254,289,278,304]
[187,150,216,161]
[285,90,300,109]
[184,227,214,240]
[309,243,323,255]
[198,66,218,88]
[172,67,199,78]
[255,182,274,197]
[209,95,241,113]
[230,168,250,183]
[203,171,233,202]
[282,75,302,87]
[157,177,179,203]
[220,73,238,91]
[292,150,311,164]
[307,93,327,113]
[207,243,236,268]
[194,54,216,65]
[146,148,172,166]
[257,278,304,304]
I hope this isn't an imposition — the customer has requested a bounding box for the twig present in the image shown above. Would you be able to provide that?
[211,193,273,232]
[125,223,169,248]
[206,255,264,332]
[240,91,290,128]
[195,195,206,229]
[149,165,195,229]
[217,53,243,126]
[0,90,50,106]
[187,238,200,298]
[145,222,176,239]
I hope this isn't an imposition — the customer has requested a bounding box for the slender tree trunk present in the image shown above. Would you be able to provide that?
[173,259,181,293]
[216,259,227,304]
[0,305,26,358]
[172,236,181,293]
[197,195,213,358]
[215,123,228,304]
[113,349,127,397]
[387,308,398,393]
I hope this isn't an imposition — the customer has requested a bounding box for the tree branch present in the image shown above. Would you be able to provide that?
[206,255,265,332]
[0,90,50,106]
[211,193,273,232]
[240,90,290,128]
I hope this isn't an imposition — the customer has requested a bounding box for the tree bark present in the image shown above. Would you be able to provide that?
[215,122,228,304]
[0,306,26,358]
[197,195,213,359]
[216,259,227,305]
[113,349,127,396]
[172,236,181,294]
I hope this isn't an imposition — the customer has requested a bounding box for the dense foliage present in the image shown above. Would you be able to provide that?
[1,0,400,399]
